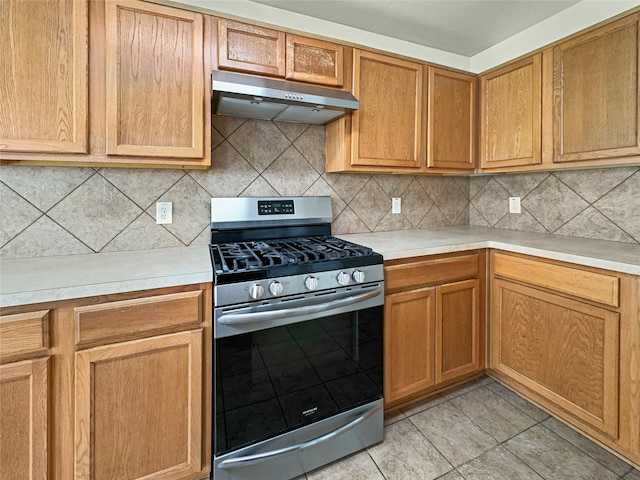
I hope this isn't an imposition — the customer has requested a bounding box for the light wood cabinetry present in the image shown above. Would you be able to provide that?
[0,0,88,154]
[553,13,640,163]
[489,251,640,466]
[0,284,211,480]
[384,251,484,407]
[479,54,542,169]
[75,331,202,480]
[2,0,211,168]
[0,310,51,480]
[216,19,345,86]
[105,0,204,158]
[427,67,476,170]
[326,51,476,174]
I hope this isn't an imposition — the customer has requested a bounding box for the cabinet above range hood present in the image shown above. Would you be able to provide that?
[212,71,359,125]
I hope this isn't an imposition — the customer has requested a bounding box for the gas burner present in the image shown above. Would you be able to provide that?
[213,236,373,274]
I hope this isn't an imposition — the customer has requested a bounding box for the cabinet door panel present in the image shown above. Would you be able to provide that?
[105,0,204,158]
[436,279,480,383]
[286,35,344,86]
[553,13,640,162]
[480,54,542,168]
[0,0,87,153]
[491,279,619,438]
[75,330,202,480]
[384,287,435,404]
[428,67,476,170]
[217,19,285,77]
[352,50,423,168]
[0,358,48,480]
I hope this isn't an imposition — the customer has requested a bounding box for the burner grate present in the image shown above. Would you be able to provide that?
[213,236,373,273]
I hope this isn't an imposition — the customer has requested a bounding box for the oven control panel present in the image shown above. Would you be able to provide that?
[258,199,295,215]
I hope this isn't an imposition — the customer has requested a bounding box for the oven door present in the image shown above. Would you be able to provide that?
[213,282,384,479]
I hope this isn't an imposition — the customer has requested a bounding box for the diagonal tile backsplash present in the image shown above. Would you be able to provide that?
[470,168,640,244]
[1,116,638,259]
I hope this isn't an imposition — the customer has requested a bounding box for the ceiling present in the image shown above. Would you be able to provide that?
[247,0,581,56]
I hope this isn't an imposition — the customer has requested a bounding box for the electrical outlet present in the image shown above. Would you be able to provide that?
[156,202,173,224]
[509,197,521,214]
[392,197,401,214]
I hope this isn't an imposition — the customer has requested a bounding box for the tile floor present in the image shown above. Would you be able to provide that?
[300,376,640,480]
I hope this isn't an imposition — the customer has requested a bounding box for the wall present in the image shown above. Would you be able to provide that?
[469,168,640,244]
[0,116,470,259]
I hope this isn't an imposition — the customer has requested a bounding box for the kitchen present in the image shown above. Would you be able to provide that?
[1,0,640,479]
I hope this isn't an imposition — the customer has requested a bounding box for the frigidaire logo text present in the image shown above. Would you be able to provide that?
[303,407,318,416]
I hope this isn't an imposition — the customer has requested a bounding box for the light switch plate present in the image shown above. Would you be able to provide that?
[509,197,521,214]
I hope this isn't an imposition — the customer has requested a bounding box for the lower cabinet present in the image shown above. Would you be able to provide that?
[75,330,202,480]
[0,358,49,480]
[0,310,50,480]
[0,284,211,480]
[489,251,640,466]
[384,251,484,407]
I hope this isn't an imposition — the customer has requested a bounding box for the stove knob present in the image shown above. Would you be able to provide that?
[336,271,351,286]
[352,269,365,283]
[249,283,264,300]
[269,281,283,297]
[304,276,319,291]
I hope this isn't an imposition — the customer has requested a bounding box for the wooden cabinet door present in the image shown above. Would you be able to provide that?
[435,279,480,383]
[285,35,344,86]
[351,50,423,169]
[0,0,88,154]
[384,287,435,404]
[427,67,476,170]
[105,0,204,158]
[491,279,619,438]
[75,330,202,480]
[0,358,48,480]
[479,54,542,169]
[217,19,285,77]
[553,13,640,163]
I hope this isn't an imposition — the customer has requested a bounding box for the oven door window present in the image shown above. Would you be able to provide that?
[214,305,383,455]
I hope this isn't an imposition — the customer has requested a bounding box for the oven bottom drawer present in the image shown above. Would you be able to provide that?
[213,399,383,480]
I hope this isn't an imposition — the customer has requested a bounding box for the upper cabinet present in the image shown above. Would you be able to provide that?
[479,11,640,173]
[106,0,204,158]
[0,0,88,154]
[1,0,211,168]
[427,67,476,170]
[552,13,640,163]
[326,50,476,173]
[479,54,542,169]
[216,19,345,87]
[349,50,424,170]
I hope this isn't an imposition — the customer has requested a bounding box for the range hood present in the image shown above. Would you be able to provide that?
[211,71,359,125]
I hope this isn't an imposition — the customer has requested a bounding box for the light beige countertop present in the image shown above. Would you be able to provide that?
[338,226,640,275]
[2,227,639,309]
[0,245,212,308]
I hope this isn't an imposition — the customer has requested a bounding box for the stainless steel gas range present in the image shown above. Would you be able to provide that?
[210,197,384,480]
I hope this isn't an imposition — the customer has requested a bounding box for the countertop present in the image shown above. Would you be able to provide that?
[0,245,213,308]
[338,226,640,274]
[1,226,639,309]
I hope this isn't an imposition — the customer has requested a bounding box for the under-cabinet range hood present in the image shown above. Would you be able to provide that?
[211,70,359,124]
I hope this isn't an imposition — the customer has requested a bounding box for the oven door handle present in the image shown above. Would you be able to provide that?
[217,402,382,469]
[217,288,382,325]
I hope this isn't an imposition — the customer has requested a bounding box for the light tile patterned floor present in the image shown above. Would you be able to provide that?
[300,376,640,480]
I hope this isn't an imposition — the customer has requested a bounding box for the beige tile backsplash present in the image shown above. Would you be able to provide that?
[1,116,638,259]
